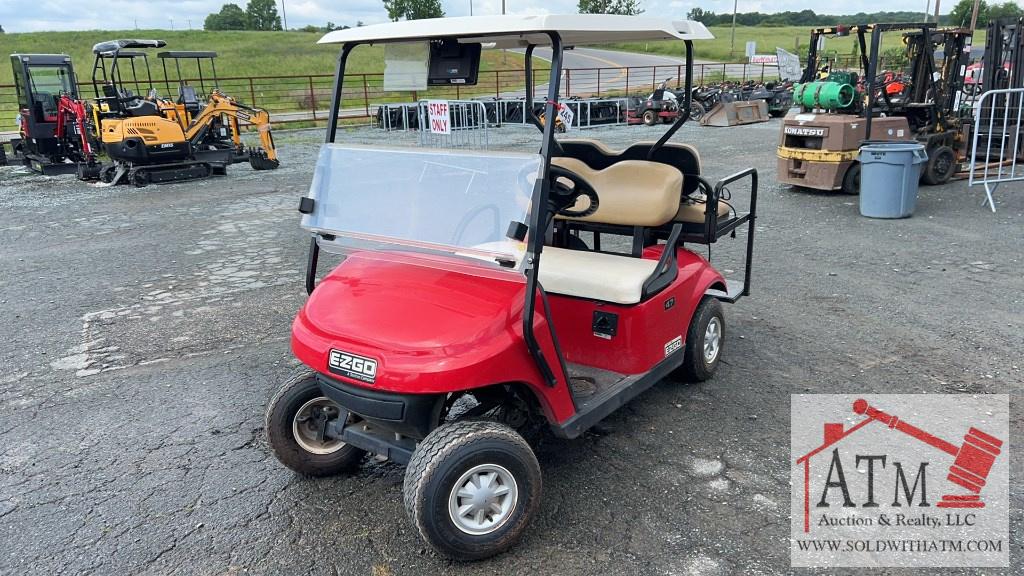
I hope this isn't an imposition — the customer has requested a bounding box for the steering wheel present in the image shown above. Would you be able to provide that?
[547,165,599,218]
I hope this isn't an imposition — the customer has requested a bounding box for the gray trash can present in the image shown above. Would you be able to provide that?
[858,142,928,218]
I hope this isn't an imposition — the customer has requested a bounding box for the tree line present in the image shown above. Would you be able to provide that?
[686,3,1023,28]
[204,0,282,31]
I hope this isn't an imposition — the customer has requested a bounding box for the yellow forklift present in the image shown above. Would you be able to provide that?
[777,23,971,193]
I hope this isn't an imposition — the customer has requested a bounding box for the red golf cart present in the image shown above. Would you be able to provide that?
[266,14,758,560]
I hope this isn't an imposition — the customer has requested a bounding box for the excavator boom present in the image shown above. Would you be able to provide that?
[184,91,279,170]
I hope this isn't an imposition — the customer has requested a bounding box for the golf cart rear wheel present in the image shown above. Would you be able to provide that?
[265,370,366,477]
[841,163,861,195]
[922,145,956,185]
[642,110,658,126]
[403,420,541,560]
[677,296,725,382]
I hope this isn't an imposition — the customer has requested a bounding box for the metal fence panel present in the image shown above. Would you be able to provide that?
[969,88,1024,212]
[417,100,489,149]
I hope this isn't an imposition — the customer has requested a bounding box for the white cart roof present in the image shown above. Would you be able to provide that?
[318,14,713,48]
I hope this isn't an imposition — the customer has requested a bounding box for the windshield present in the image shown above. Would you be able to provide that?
[302,145,539,267]
[25,65,75,118]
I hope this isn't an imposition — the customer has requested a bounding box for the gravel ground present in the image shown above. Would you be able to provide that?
[0,120,1021,576]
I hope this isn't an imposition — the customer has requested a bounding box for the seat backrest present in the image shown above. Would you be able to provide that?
[178,85,200,112]
[556,138,702,196]
[551,157,682,227]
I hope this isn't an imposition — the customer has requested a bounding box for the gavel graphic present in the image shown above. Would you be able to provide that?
[853,399,1003,508]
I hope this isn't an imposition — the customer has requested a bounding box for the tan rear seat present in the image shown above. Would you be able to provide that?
[538,157,683,304]
[676,194,731,223]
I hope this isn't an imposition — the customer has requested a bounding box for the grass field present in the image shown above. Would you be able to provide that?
[0,29,520,86]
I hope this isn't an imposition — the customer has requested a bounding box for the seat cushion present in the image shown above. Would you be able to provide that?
[675,193,731,224]
[539,247,657,304]
[551,157,683,227]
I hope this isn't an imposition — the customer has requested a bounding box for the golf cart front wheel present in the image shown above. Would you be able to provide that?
[678,296,725,382]
[642,110,658,126]
[265,370,366,476]
[403,420,541,560]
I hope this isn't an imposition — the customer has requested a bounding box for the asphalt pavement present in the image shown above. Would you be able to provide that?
[0,120,1021,575]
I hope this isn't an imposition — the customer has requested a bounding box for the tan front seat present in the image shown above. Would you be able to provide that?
[551,157,683,226]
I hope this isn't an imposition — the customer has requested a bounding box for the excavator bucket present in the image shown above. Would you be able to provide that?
[248,148,280,171]
[700,100,770,127]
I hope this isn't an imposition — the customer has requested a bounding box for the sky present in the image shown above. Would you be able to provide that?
[0,0,959,33]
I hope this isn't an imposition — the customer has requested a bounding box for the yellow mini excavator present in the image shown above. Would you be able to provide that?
[86,40,278,187]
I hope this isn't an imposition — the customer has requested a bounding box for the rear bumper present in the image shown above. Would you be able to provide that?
[316,373,444,439]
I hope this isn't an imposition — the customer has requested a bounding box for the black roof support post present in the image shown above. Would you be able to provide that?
[307,42,356,296]
[522,32,564,388]
[648,40,694,159]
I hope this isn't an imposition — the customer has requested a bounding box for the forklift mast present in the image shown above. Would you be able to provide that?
[800,25,872,85]
[901,28,971,127]
[982,16,1024,92]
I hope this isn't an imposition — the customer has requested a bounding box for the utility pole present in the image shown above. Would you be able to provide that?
[502,1,506,15]
[470,0,473,16]
[933,0,942,24]
[280,1,288,30]
[925,0,931,22]
[970,0,982,31]
[730,0,738,57]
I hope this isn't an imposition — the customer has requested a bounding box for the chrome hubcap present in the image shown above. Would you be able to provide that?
[292,396,346,455]
[448,464,519,535]
[703,317,721,364]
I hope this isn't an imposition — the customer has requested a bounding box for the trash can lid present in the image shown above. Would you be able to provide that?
[860,142,926,153]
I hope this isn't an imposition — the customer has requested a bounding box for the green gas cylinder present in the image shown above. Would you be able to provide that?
[793,81,855,110]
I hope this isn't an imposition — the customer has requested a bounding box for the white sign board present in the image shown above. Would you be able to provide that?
[383,42,428,91]
[749,54,778,64]
[746,41,757,58]
[777,48,803,81]
[426,100,450,134]
[557,103,574,131]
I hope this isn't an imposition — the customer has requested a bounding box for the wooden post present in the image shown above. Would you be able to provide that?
[362,74,369,116]
[308,76,316,120]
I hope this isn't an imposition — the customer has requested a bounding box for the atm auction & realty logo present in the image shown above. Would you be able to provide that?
[790,394,1009,568]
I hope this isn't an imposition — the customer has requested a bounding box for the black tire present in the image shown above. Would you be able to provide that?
[265,370,366,477]
[689,102,706,121]
[642,109,657,126]
[131,170,150,188]
[403,420,541,561]
[922,145,956,185]
[677,297,725,382]
[841,163,861,195]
